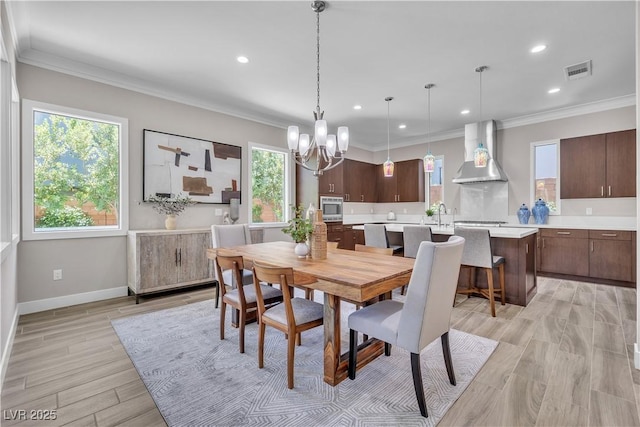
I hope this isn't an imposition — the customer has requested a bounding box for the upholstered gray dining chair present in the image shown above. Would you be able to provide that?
[211,224,253,308]
[454,227,505,317]
[347,236,465,418]
[364,224,402,254]
[400,225,433,295]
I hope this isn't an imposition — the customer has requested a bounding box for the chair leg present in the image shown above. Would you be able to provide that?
[486,268,496,317]
[296,332,302,346]
[499,263,506,305]
[257,321,265,369]
[304,288,314,300]
[238,308,246,354]
[384,342,391,356]
[220,301,226,340]
[441,332,456,386]
[400,284,407,295]
[348,329,358,380]
[287,330,296,389]
[214,280,220,309]
[410,353,428,418]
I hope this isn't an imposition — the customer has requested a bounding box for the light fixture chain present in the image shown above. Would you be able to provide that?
[316,8,321,115]
[387,99,390,156]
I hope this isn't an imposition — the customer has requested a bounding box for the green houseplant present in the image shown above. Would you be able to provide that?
[147,194,195,229]
[282,205,314,257]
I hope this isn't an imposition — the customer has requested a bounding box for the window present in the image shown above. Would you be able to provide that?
[22,100,128,240]
[531,140,559,214]
[427,156,444,208]
[249,143,290,225]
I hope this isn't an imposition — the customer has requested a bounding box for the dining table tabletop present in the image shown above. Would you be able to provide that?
[206,241,415,386]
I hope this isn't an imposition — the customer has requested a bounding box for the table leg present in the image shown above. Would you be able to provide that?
[323,293,341,386]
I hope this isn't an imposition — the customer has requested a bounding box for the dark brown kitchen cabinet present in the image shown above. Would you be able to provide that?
[560,129,636,199]
[326,223,344,246]
[318,161,344,196]
[376,159,425,203]
[340,224,356,250]
[344,159,377,202]
[538,228,589,277]
[588,230,633,282]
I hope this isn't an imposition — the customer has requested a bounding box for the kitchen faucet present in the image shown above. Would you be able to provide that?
[437,203,447,228]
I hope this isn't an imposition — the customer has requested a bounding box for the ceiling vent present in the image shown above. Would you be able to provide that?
[564,60,592,81]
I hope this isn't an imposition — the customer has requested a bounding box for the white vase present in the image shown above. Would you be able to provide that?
[165,214,177,230]
[294,242,309,258]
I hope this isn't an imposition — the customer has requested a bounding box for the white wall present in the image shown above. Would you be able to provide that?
[16,63,287,305]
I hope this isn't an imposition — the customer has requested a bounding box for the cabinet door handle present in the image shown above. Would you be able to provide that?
[591,241,594,252]
[525,243,529,254]
[178,248,182,266]
[175,248,179,266]
[601,186,604,197]
[542,238,545,248]
[608,186,611,197]
[556,231,571,235]
[361,195,364,202]
[601,233,618,237]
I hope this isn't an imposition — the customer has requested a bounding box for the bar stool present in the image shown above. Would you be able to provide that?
[453,227,505,317]
[401,225,433,295]
[364,224,403,254]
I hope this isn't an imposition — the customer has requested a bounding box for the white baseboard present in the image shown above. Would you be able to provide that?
[18,286,129,315]
[635,343,640,370]
[1,308,19,390]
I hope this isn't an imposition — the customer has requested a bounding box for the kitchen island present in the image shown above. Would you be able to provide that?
[353,223,538,307]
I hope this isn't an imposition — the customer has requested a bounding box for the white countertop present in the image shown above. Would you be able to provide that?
[352,223,538,239]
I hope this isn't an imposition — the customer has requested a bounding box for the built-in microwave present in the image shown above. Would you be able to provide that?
[320,196,343,222]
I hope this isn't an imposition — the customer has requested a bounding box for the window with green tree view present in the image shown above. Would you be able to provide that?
[22,100,128,240]
[249,144,289,224]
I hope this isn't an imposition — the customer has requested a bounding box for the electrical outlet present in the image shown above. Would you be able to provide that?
[53,269,62,281]
[586,207,593,215]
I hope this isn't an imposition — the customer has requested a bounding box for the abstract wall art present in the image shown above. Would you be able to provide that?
[143,129,241,204]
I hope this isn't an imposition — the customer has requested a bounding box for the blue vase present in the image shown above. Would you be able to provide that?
[531,199,549,224]
[517,204,531,224]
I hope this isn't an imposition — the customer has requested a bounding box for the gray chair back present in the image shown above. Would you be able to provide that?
[397,236,465,353]
[211,224,252,249]
[454,227,493,269]
[364,224,388,248]
[402,225,433,259]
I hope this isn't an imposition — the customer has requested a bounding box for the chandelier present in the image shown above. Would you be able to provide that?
[423,84,436,173]
[287,1,349,177]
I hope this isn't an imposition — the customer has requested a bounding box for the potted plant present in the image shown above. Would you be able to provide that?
[147,194,195,230]
[282,205,314,257]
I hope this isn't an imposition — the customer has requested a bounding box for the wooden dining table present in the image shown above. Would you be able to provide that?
[206,241,414,386]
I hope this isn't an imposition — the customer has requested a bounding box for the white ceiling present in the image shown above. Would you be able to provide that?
[7,1,636,151]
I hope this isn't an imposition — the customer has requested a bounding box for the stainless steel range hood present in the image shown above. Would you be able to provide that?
[452,120,508,184]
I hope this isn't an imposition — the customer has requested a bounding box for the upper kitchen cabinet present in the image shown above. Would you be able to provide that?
[343,159,377,202]
[318,160,344,196]
[560,129,636,199]
[376,159,425,203]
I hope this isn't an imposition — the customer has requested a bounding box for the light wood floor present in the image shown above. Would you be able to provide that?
[1,277,638,426]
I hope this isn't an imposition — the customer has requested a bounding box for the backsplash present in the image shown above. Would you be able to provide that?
[460,181,509,221]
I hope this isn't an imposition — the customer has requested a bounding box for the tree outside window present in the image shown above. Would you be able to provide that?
[250,146,287,223]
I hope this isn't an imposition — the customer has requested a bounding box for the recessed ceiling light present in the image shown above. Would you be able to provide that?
[530,44,547,53]
[548,87,560,94]
[353,105,362,110]
[460,109,470,115]
[398,124,406,129]
[237,56,249,64]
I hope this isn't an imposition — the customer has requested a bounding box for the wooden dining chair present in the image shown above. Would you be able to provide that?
[454,227,506,317]
[214,252,282,353]
[211,224,254,308]
[252,261,324,389]
[354,244,393,256]
[347,236,465,418]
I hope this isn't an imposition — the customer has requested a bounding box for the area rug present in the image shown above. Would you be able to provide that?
[112,300,497,426]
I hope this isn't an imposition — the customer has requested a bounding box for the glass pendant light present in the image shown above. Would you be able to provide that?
[473,66,489,168]
[423,84,436,173]
[383,97,395,177]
